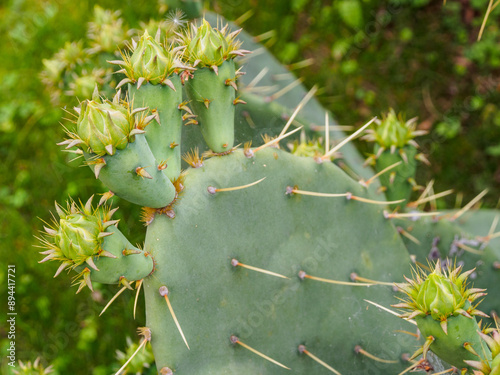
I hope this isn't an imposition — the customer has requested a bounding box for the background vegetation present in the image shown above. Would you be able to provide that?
[0,0,499,373]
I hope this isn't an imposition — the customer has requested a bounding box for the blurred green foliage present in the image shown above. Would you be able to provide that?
[0,0,499,373]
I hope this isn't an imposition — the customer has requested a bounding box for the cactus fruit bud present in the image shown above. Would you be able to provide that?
[363,109,426,150]
[38,196,155,291]
[179,19,250,68]
[110,30,188,86]
[394,260,490,370]
[60,88,153,156]
[395,260,487,325]
[38,196,118,270]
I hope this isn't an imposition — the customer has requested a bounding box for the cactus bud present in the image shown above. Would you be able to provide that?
[87,6,129,54]
[187,20,228,65]
[363,109,425,149]
[288,137,327,159]
[77,97,130,155]
[396,260,485,322]
[38,196,118,273]
[57,211,102,261]
[416,271,464,320]
[110,30,186,86]
[178,19,249,68]
[60,89,153,156]
[394,260,491,370]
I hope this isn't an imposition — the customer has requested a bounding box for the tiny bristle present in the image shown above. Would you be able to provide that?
[140,207,157,226]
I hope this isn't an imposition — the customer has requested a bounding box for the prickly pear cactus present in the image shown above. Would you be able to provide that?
[37,9,500,375]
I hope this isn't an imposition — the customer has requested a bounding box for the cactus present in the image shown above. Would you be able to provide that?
[362,108,428,209]
[394,260,500,374]
[36,9,500,375]
[179,19,250,153]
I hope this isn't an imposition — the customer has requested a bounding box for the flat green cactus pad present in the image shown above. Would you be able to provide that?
[143,148,417,374]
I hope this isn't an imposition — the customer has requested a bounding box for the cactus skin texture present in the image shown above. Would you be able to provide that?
[110,30,190,180]
[12,357,54,375]
[184,61,236,153]
[129,79,183,179]
[142,147,417,374]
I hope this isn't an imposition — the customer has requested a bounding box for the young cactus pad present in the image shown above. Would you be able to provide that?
[180,19,250,153]
[363,109,427,207]
[141,147,417,374]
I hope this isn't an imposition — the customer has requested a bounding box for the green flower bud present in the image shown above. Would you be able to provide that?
[416,273,464,320]
[491,355,500,374]
[178,18,249,68]
[76,96,131,155]
[66,68,108,99]
[87,6,128,54]
[116,337,155,373]
[129,31,177,84]
[110,30,186,87]
[394,260,487,323]
[363,108,426,149]
[187,20,228,64]
[38,196,119,270]
[62,88,153,156]
[54,41,87,69]
[56,212,101,261]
